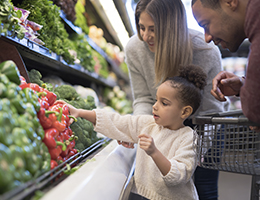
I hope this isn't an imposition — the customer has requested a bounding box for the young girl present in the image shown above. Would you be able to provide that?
[122,1,229,198]
[58,65,206,200]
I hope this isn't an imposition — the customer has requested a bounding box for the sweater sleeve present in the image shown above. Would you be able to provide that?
[162,129,197,186]
[240,0,260,124]
[93,109,152,143]
[125,35,155,115]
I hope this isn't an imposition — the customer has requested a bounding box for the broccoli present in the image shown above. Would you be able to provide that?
[28,69,44,86]
[84,96,96,110]
[28,69,53,91]
[75,143,85,152]
[83,130,90,138]
[69,117,99,151]
[54,85,79,101]
[70,121,89,151]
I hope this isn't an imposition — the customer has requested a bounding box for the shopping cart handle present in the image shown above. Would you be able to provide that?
[192,109,259,126]
[201,109,244,117]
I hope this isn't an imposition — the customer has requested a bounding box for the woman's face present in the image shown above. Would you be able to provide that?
[139,11,155,52]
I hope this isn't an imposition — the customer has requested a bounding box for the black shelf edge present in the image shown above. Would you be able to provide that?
[0,33,116,88]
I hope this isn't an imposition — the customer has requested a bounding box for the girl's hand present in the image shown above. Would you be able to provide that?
[54,100,79,124]
[138,133,156,155]
[117,140,135,149]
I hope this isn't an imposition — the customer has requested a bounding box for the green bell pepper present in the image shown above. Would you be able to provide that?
[10,94,27,114]
[0,82,7,97]
[11,127,31,147]
[23,88,41,112]
[6,82,20,99]
[0,98,17,114]
[8,145,32,182]
[0,111,15,144]
[0,60,21,85]
[0,73,9,85]
[0,143,15,194]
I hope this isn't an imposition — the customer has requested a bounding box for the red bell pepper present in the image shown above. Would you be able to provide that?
[41,84,57,106]
[53,102,78,125]
[26,83,41,92]
[38,97,50,110]
[51,160,58,169]
[43,128,66,160]
[50,107,67,132]
[43,128,60,149]
[66,149,78,159]
[38,108,58,129]
[60,128,77,158]
[48,140,66,160]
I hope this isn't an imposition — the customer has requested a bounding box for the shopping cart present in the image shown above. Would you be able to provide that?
[192,109,260,200]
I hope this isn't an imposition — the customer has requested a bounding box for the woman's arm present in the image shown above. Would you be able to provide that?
[125,35,155,115]
[192,40,229,115]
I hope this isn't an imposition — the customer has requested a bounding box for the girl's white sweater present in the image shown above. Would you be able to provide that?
[94,109,199,200]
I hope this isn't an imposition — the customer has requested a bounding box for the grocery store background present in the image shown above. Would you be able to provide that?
[0,0,253,200]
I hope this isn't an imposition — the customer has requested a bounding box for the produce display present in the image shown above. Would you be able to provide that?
[103,86,133,115]
[0,0,25,39]
[74,0,90,34]
[0,60,50,194]
[19,80,79,168]
[92,50,109,78]
[54,84,100,152]
[13,6,45,45]
[69,33,95,72]
[15,0,75,64]
[0,0,134,197]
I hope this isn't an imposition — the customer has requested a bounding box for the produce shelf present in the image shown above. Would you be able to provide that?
[0,137,112,200]
[60,11,129,83]
[0,33,117,88]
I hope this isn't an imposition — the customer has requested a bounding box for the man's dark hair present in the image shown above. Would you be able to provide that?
[191,0,221,9]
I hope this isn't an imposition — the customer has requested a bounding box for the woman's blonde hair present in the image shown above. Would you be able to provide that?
[135,0,193,84]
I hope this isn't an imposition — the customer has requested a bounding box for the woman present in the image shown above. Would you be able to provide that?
[122,0,230,199]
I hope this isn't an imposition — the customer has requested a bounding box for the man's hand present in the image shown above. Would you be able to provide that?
[211,71,244,101]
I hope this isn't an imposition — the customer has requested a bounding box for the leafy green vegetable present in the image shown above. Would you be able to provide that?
[69,33,95,72]
[74,0,89,34]
[0,0,25,39]
[16,0,75,64]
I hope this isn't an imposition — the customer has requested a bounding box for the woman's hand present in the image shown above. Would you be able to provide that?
[211,71,244,101]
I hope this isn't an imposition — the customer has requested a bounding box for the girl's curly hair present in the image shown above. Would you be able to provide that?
[165,65,207,115]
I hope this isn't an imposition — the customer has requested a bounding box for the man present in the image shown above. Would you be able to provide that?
[191,0,260,124]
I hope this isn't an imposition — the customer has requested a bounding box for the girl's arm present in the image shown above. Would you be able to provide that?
[77,109,96,125]
[138,133,171,176]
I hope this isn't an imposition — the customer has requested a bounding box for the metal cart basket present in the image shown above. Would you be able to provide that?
[192,110,260,200]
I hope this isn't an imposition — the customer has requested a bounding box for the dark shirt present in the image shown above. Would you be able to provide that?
[241,0,260,123]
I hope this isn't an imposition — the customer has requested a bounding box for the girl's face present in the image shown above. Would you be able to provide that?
[139,11,155,52]
[152,81,185,130]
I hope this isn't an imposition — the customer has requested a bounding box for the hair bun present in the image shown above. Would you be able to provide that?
[178,64,207,90]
